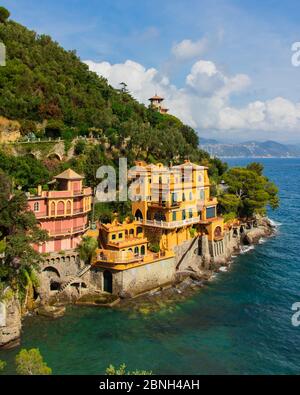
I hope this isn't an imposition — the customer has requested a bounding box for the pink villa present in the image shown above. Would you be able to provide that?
[28,169,92,253]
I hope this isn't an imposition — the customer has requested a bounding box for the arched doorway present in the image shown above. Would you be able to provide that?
[214,226,222,238]
[103,270,113,293]
[135,209,143,220]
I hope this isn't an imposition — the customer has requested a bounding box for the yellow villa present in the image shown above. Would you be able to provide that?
[92,160,226,295]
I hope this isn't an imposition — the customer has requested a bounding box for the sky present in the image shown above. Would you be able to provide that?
[2,0,300,143]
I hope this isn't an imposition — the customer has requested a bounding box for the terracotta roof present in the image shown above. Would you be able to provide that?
[54,168,84,180]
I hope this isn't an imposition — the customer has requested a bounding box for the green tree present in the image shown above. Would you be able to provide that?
[76,236,98,265]
[219,165,279,218]
[106,363,152,375]
[15,348,52,375]
[0,171,48,297]
[0,7,10,23]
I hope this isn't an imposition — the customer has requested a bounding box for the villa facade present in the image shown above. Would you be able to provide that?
[92,160,225,295]
[28,169,92,253]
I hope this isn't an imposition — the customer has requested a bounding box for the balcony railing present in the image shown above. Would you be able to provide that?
[94,249,170,265]
[49,224,89,237]
[137,216,201,229]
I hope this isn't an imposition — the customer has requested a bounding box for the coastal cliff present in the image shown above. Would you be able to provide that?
[0,294,21,349]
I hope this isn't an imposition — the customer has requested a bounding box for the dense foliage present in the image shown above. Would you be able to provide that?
[0,12,210,166]
[0,170,48,297]
[15,348,52,375]
[218,163,279,218]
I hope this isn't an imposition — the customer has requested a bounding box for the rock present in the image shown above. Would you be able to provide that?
[36,305,66,319]
[0,295,22,349]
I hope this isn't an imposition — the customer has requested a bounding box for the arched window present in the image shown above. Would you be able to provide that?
[66,201,71,215]
[33,202,39,212]
[141,245,146,255]
[129,229,134,237]
[51,202,56,216]
[57,201,65,215]
[137,227,143,235]
[182,193,186,202]
[135,209,143,220]
[134,246,139,255]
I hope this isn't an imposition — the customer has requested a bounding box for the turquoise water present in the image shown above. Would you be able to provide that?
[1,158,300,375]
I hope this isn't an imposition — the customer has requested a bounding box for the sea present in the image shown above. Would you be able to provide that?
[1,158,300,375]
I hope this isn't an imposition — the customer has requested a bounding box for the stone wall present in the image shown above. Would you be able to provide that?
[173,237,203,272]
[90,256,176,297]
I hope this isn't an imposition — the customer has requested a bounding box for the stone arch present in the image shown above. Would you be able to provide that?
[47,152,62,161]
[42,266,61,278]
[26,152,38,160]
[135,209,143,220]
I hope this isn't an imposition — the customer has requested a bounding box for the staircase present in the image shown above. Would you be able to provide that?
[56,264,92,296]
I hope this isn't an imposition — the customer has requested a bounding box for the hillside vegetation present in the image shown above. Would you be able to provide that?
[0,13,211,167]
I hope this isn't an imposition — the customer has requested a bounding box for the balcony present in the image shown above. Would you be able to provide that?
[48,224,89,237]
[148,201,181,209]
[93,249,171,266]
[138,216,201,229]
[107,236,148,248]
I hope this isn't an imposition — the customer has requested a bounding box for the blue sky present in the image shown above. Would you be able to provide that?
[2,0,300,143]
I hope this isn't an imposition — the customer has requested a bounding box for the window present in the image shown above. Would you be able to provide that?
[172,211,177,221]
[134,246,139,255]
[189,192,193,201]
[137,227,143,235]
[199,190,205,201]
[118,233,123,239]
[141,245,146,255]
[189,209,193,218]
[182,193,186,202]
[182,210,186,220]
[33,202,39,212]
[112,234,116,240]
[206,207,216,219]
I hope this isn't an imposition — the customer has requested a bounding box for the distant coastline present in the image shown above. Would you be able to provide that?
[200,138,300,159]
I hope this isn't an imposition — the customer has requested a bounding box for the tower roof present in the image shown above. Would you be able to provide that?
[149,94,164,101]
[54,168,84,180]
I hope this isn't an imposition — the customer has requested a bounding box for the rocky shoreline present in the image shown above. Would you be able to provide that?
[0,216,277,349]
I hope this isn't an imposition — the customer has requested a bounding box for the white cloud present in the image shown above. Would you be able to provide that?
[85,58,300,139]
[172,38,208,61]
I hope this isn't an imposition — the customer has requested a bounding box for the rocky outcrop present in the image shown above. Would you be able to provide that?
[0,294,22,349]
[0,117,21,143]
